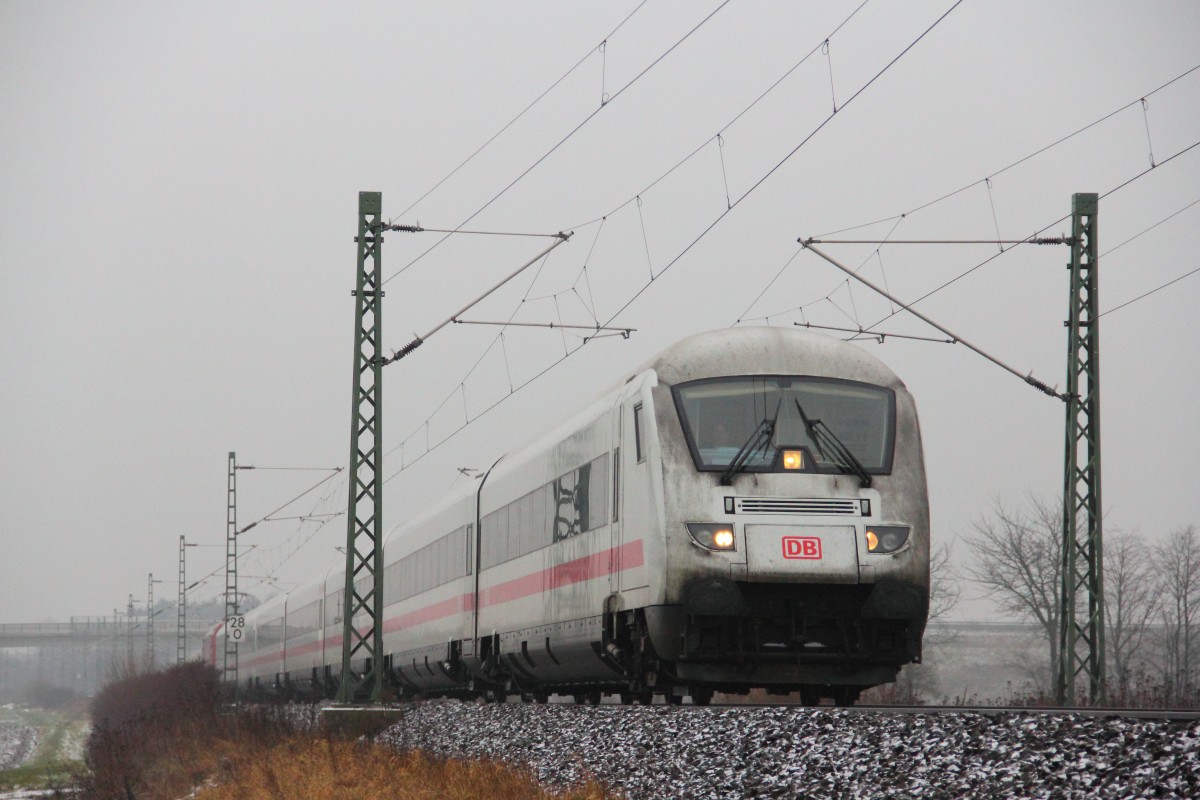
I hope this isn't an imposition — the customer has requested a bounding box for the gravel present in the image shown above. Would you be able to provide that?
[0,724,37,771]
[378,701,1200,799]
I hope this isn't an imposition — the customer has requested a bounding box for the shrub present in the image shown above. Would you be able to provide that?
[76,665,615,799]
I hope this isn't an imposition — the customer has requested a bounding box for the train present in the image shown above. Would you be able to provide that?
[205,326,930,706]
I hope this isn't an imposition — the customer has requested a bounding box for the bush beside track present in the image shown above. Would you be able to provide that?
[78,663,613,800]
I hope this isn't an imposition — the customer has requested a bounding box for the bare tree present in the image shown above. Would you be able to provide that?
[792,536,964,705]
[870,540,960,704]
[1150,525,1200,706]
[1103,530,1157,699]
[964,496,1062,691]
[929,540,961,623]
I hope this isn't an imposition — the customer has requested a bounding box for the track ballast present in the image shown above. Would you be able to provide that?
[377,699,1200,798]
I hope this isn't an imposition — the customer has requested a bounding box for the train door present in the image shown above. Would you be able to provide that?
[619,388,650,592]
[610,403,623,595]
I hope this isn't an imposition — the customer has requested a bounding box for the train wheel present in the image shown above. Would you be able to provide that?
[533,690,550,704]
[666,691,683,706]
[799,686,821,707]
[587,689,602,705]
[832,686,860,707]
[691,688,714,706]
[636,691,654,705]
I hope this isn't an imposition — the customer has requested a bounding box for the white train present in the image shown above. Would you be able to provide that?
[207,327,930,705]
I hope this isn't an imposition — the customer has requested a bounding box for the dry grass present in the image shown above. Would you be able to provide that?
[193,737,613,800]
[79,663,617,799]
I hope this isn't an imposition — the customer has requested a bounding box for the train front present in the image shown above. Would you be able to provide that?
[645,328,929,701]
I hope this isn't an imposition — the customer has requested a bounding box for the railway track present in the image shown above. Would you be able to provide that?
[708,702,1200,721]
[326,697,1200,721]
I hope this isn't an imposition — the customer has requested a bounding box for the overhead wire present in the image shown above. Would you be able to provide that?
[1101,196,1200,258]
[735,215,914,324]
[379,0,892,475]
[380,1,879,473]
[390,0,652,224]
[912,138,1200,314]
[175,468,350,600]
[1098,193,1200,318]
[234,465,340,471]
[383,245,563,467]
[805,136,1200,345]
[390,227,566,238]
[383,0,734,286]
[235,468,343,536]
[183,544,260,594]
[813,61,1200,238]
[1101,265,1200,318]
[565,0,872,231]
[724,68,1200,388]
[380,0,963,483]
[248,467,349,571]
[200,470,349,600]
[733,246,806,324]
[595,0,966,332]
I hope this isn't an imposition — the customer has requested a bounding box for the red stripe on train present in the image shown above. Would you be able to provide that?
[480,539,645,608]
[239,538,645,670]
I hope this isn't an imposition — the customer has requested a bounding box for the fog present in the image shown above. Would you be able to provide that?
[1,1,1198,624]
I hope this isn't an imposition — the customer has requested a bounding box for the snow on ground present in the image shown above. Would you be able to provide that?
[379,702,1200,799]
[0,724,37,772]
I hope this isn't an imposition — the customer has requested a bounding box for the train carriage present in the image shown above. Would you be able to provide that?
[381,491,477,692]
[241,592,286,692]
[280,577,325,693]
[213,327,929,705]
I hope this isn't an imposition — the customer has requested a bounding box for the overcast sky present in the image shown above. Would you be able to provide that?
[2,1,1198,625]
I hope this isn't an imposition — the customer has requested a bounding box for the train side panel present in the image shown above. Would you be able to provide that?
[380,493,476,691]
[474,395,626,686]
[241,593,287,690]
[281,578,325,691]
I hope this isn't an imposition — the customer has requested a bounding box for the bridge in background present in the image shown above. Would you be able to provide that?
[0,616,220,698]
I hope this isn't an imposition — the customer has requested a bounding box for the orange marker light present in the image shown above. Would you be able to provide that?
[866,525,910,554]
[782,450,804,470]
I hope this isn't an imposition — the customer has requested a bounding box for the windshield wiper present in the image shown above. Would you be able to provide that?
[794,399,873,488]
[718,399,782,486]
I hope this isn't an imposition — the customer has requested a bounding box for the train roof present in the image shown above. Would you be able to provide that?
[632,326,907,391]
[385,328,908,539]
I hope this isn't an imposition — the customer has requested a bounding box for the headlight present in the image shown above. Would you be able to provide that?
[866,525,910,554]
[686,522,737,552]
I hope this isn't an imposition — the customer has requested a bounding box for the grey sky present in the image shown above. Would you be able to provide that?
[2,1,1198,624]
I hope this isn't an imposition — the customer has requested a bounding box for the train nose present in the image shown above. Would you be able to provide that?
[743,525,860,583]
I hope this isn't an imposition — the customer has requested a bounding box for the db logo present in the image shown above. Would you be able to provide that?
[782,536,822,560]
